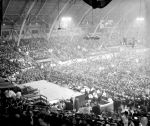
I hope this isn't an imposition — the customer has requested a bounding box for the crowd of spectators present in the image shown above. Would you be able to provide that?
[1,36,150,125]
[0,85,150,126]
[15,47,150,97]
[0,40,22,78]
[18,36,107,61]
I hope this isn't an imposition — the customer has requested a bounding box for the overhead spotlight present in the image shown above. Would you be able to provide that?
[136,17,144,21]
[61,17,72,22]
[60,17,72,29]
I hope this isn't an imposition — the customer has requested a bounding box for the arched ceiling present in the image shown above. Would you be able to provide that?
[2,0,145,26]
[2,0,90,26]
[2,0,148,45]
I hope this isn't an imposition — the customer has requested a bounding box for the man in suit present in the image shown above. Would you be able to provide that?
[92,102,101,115]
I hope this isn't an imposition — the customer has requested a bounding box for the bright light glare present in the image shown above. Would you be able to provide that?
[136,17,145,21]
[61,17,72,22]
[61,17,72,29]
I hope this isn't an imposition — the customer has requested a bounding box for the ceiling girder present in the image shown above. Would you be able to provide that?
[17,0,37,46]
[14,0,30,25]
[3,0,11,19]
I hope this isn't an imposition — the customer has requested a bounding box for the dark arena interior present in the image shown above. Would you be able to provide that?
[0,0,150,125]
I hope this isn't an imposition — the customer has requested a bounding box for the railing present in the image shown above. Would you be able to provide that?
[23,94,48,105]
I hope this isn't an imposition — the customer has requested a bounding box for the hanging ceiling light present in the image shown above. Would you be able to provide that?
[136,0,144,21]
[136,17,144,21]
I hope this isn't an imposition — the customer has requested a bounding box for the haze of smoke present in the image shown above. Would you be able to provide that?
[145,0,150,48]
